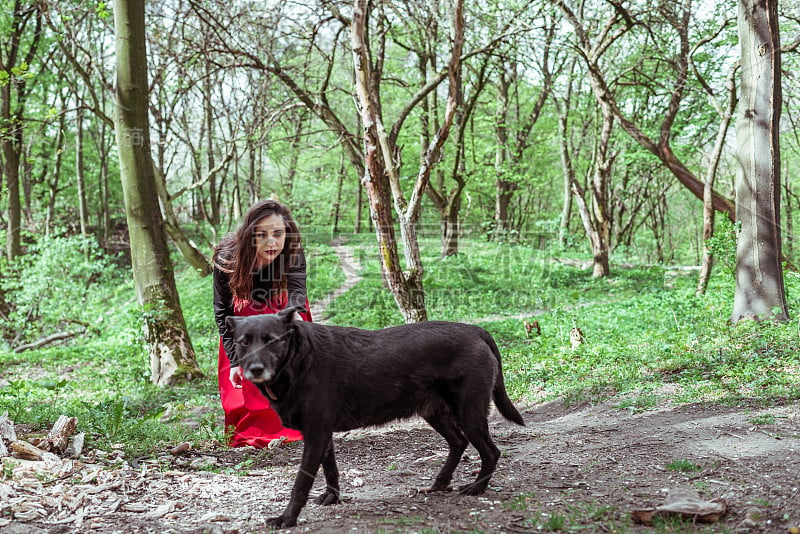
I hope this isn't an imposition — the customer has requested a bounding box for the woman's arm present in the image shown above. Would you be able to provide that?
[213,265,239,366]
[286,249,308,313]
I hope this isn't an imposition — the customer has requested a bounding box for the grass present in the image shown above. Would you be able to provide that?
[1,235,800,460]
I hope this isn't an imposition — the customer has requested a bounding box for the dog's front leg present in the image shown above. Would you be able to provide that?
[267,431,332,528]
[314,438,341,506]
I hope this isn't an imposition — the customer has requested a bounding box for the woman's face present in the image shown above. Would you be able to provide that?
[252,213,287,266]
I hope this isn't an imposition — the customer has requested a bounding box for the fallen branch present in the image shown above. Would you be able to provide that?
[13,331,79,353]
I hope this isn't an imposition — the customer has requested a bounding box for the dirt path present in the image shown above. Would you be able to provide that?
[309,238,362,323]
[2,400,798,533]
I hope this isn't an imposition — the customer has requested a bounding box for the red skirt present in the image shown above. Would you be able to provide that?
[218,298,311,448]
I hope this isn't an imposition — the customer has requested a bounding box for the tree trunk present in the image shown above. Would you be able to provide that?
[555,86,575,249]
[333,152,345,233]
[731,0,788,322]
[46,110,65,237]
[351,0,463,322]
[441,189,462,257]
[75,105,89,238]
[0,1,42,261]
[98,119,112,248]
[494,68,511,233]
[2,132,22,261]
[113,0,203,385]
[283,112,305,196]
[204,65,219,227]
[246,137,258,205]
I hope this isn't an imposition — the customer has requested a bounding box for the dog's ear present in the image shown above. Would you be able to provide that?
[225,316,241,332]
[278,305,306,323]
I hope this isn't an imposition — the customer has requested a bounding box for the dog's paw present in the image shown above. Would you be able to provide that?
[457,481,488,495]
[418,485,453,494]
[266,514,297,528]
[313,489,341,506]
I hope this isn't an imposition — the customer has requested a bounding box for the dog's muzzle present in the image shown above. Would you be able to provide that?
[244,364,272,383]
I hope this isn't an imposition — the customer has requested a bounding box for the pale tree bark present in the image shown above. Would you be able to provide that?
[351,0,464,322]
[731,0,788,322]
[113,0,203,385]
[555,51,613,278]
[46,101,67,236]
[576,108,614,278]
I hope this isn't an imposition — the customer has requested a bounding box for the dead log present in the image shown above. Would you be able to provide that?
[40,415,78,455]
[11,440,48,461]
[66,432,85,458]
[0,413,16,443]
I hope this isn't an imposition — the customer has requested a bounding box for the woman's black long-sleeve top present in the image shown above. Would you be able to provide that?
[213,250,308,366]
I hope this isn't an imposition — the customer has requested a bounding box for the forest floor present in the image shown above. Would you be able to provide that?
[2,242,799,533]
[2,399,799,533]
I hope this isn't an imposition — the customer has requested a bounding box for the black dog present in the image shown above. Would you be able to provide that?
[225,306,525,528]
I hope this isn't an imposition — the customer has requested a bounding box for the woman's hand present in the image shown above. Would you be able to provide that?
[229,365,244,388]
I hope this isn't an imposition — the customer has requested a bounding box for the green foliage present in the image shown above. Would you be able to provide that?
[0,234,124,347]
[705,218,740,278]
[665,459,702,473]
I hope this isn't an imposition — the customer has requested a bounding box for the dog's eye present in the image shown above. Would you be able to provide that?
[239,335,251,346]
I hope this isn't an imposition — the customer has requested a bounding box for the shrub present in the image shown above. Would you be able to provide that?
[0,235,122,347]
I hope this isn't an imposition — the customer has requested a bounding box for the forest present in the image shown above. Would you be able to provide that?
[1,0,800,532]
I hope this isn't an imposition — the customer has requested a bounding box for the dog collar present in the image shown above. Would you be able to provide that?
[264,385,278,401]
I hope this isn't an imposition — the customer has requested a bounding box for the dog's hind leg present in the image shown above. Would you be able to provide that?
[455,415,500,496]
[314,438,341,506]
[421,413,468,492]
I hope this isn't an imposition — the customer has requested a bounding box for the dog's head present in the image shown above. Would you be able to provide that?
[225,305,303,383]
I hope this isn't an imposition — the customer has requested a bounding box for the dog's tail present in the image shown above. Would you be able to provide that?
[483,330,525,426]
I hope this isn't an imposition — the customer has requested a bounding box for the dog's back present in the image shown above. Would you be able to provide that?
[279,320,524,431]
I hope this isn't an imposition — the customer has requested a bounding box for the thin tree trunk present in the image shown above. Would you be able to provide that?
[697,68,737,295]
[113,0,203,385]
[46,107,66,237]
[557,104,574,249]
[153,166,213,276]
[75,106,89,238]
[247,138,258,205]
[333,152,345,233]
[204,66,219,226]
[99,120,111,248]
[283,113,304,196]
[494,67,513,233]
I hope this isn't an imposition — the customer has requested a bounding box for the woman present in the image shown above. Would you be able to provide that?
[213,199,312,447]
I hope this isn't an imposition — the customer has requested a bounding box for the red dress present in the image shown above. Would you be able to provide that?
[217,297,312,447]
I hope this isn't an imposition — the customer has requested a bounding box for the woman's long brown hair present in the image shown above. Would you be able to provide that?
[213,199,303,303]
